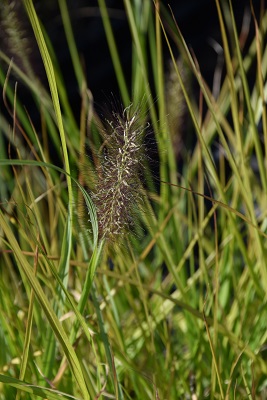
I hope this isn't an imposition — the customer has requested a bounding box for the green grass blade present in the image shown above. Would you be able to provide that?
[0,211,90,399]
[15,252,37,400]
[158,7,266,296]
[0,374,81,400]
[23,0,73,214]
[98,0,130,106]
[92,285,124,400]
[229,0,267,193]
[58,0,85,92]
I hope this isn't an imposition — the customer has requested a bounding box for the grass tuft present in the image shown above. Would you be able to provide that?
[1,1,267,399]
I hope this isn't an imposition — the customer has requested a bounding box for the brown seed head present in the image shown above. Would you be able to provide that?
[92,104,147,241]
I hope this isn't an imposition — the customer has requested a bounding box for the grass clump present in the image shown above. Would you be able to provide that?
[0,1,267,399]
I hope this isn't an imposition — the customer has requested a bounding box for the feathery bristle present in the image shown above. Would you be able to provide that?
[92,104,147,241]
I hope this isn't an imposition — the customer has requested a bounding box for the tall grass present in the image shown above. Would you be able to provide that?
[0,1,267,399]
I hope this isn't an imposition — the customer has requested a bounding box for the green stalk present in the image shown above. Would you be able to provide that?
[98,0,130,106]
[158,5,265,297]
[229,0,267,193]
[58,0,84,91]
[155,0,170,216]
[23,0,73,217]
[0,211,90,399]
[123,0,157,125]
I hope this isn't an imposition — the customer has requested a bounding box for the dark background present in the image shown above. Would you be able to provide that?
[1,0,263,128]
[38,0,261,105]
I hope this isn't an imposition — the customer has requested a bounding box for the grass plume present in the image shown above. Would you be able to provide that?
[92,104,147,241]
[0,1,35,78]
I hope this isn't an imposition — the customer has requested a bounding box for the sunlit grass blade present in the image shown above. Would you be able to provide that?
[0,211,90,399]
[23,0,73,213]
[91,285,124,400]
[15,245,38,400]
[158,5,267,296]
[228,1,267,193]
[0,374,81,400]
[251,5,267,168]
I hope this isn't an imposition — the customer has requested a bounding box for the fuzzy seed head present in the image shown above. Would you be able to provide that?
[92,104,146,241]
[165,58,189,160]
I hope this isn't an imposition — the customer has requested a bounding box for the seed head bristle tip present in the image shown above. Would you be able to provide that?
[92,103,147,242]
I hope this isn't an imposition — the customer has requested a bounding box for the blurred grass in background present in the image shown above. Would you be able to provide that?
[0,0,267,398]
